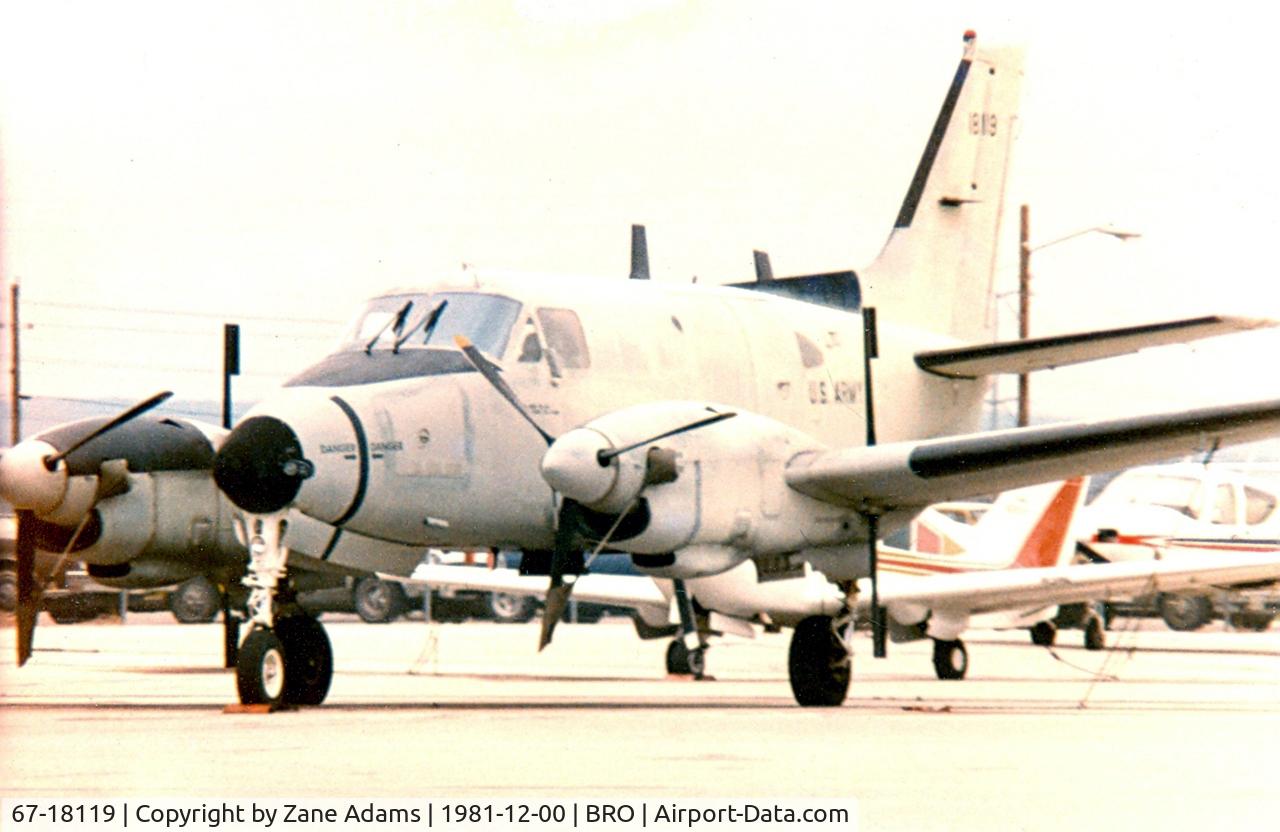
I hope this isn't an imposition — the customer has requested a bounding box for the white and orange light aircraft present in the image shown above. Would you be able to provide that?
[5,33,1280,708]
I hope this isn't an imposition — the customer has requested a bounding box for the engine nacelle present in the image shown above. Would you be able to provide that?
[74,470,242,573]
[546,401,861,577]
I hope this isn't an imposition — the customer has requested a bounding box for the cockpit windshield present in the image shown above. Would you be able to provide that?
[340,292,522,357]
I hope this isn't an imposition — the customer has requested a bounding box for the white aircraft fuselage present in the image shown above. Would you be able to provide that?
[220,273,987,580]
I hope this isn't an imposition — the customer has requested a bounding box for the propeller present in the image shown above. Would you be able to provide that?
[42,390,173,471]
[9,390,174,666]
[454,335,734,649]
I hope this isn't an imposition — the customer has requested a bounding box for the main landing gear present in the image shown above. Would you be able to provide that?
[234,512,335,707]
[787,615,852,706]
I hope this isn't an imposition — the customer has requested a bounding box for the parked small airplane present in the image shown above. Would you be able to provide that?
[5,33,1280,708]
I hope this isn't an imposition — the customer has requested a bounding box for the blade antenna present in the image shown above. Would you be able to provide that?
[629,224,650,280]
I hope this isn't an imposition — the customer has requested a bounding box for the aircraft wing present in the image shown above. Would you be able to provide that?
[388,564,671,619]
[786,398,1280,512]
[915,316,1273,378]
[857,551,1280,618]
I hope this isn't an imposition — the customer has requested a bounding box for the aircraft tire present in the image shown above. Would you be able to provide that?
[275,613,333,705]
[932,639,968,680]
[665,640,706,677]
[1158,594,1213,632]
[1227,610,1275,632]
[168,576,220,624]
[1083,612,1106,651]
[1029,621,1057,646]
[0,569,17,613]
[488,592,536,623]
[788,616,850,707]
[237,627,287,706]
[353,577,406,624]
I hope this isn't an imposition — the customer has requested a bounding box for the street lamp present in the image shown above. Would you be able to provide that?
[1016,204,1141,426]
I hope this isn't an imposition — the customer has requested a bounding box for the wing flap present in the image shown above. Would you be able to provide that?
[786,398,1280,510]
[915,316,1274,379]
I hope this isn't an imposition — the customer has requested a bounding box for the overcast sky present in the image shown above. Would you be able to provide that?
[3,1,1279,422]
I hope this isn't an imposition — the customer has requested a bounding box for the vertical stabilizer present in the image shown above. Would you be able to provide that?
[863,33,1025,343]
[968,478,1087,570]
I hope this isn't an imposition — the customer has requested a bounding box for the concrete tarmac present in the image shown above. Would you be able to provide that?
[1,614,1278,831]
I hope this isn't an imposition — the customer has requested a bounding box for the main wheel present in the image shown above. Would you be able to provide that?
[1159,594,1213,631]
[169,576,220,624]
[353,577,406,623]
[1030,621,1057,646]
[665,640,706,678]
[1083,612,1106,651]
[788,616,850,707]
[932,639,968,680]
[0,569,17,613]
[237,627,287,706]
[1227,610,1275,632]
[488,592,535,623]
[275,614,333,705]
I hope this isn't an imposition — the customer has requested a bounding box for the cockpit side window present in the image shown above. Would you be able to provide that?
[537,308,590,369]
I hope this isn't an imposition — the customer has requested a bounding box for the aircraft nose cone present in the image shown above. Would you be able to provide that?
[0,439,64,514]
[214,415,314,514]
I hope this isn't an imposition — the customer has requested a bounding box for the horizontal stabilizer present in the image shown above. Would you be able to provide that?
[915,315,1275,378]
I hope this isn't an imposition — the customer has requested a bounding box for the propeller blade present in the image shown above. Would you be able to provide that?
[455,335,555,446]
[43,390,174,470]
[538,500,584,650]
[15,510,38,666]
[596,411,735,465]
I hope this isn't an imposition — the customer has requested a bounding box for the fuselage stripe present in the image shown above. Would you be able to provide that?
[329,395,369,527]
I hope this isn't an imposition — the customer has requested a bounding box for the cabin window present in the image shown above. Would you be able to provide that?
[1244,486,1277,525]
[537,308,590,369]
[795,332,824,368]
[1210,484,1236,525]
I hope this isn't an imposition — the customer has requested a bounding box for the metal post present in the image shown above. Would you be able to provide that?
[9,283,20,445]
[222,323,240,430]
[1017,204,1031,427]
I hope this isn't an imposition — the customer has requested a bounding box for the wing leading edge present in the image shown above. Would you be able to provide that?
[786,397,1280,512]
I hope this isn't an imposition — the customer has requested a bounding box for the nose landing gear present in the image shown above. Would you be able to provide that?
[234,512,334,707]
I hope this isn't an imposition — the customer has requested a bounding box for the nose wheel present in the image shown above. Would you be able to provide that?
[236,614,333,707]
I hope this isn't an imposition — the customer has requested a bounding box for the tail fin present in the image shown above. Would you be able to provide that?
[862,33,1024,343]
[969,478,1087,569]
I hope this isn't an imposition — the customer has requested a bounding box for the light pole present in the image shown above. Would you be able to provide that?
[1016,204,1141,426]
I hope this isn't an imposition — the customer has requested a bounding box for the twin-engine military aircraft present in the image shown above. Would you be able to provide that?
[5,32,1280,707]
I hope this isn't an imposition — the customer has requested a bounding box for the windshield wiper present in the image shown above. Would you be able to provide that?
[393,299,448,353]
[364,300,413,355]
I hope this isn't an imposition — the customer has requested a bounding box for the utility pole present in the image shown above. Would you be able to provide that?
[1017,204,1031,427]
[9,283,20,445]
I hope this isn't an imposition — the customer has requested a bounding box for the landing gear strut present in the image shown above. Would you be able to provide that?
[668,578,708,679]
[234,513,334,706]
[788,615,852,706]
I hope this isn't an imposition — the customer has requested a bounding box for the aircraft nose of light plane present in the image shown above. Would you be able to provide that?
[214,415,313,514]
[0,439,66,514]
